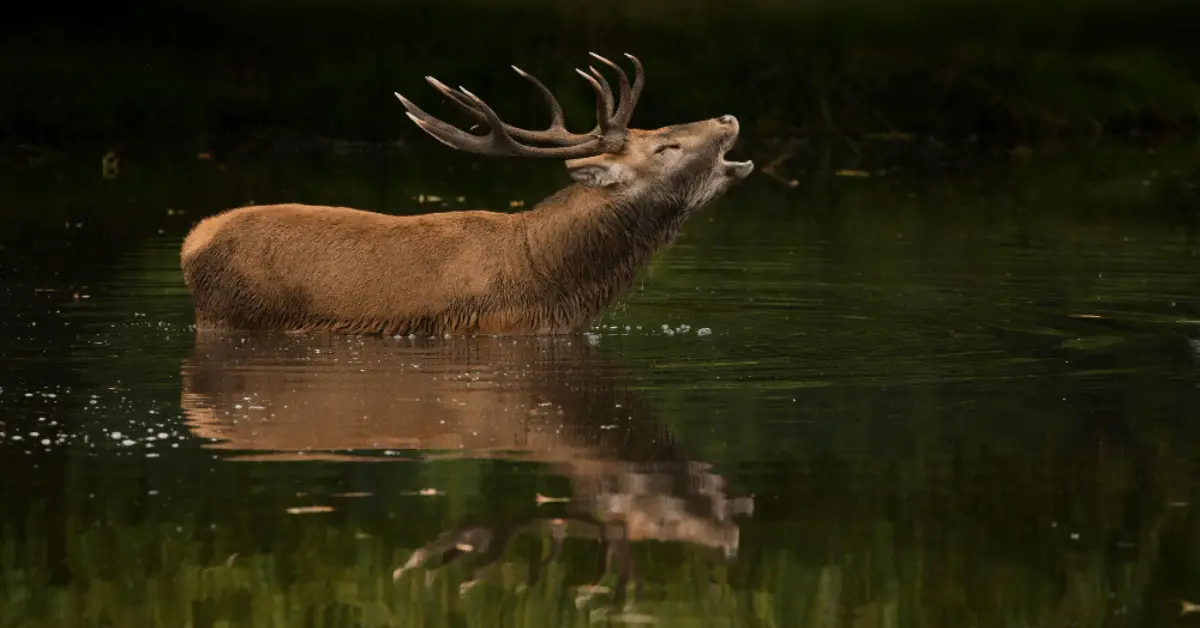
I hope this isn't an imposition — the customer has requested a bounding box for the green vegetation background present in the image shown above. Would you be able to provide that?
[3,0,1198,153]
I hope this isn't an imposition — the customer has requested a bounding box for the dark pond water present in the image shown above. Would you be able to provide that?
[1,139,1200,627]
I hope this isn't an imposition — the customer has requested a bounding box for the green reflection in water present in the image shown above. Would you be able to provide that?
[1,139,1199,627]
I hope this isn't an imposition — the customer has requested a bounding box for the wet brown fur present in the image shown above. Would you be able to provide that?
[181,119,752,336]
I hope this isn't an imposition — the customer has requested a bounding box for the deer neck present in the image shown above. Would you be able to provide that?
[517,184,686,328]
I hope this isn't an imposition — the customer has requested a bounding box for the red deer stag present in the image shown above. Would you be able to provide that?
[180,53,753,336]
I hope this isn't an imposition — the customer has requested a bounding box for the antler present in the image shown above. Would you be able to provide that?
[394,52,645,160]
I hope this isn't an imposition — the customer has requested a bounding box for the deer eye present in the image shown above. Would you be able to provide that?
[654,142,681,154]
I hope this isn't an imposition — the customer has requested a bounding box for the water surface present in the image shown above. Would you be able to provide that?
[2,140,1199,626]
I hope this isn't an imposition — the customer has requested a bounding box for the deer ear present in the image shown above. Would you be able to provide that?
[566,156,632,188]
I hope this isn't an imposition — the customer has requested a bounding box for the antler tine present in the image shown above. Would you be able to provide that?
[511,66,566,132]
[588,53,630,123]
[395,93,480,148]
[574,69,614,136]
[397,88,519,156]
[587,66,616,120]
[454,86,524,150]
[619,53,645,127]
[424,77,489,127]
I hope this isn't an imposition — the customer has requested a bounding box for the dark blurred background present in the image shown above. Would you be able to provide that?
[3,0,1197,160]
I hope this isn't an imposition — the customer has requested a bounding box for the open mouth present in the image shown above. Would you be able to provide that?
[719,130,753,176]
[722,153,753,169]
[721,146,754,178]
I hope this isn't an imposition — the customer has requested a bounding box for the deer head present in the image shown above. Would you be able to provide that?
[395,53,753,213]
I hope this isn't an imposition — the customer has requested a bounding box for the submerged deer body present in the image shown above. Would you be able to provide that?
[180,53,753,336]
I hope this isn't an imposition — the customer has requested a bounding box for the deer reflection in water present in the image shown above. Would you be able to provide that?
[179,332,753,605]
